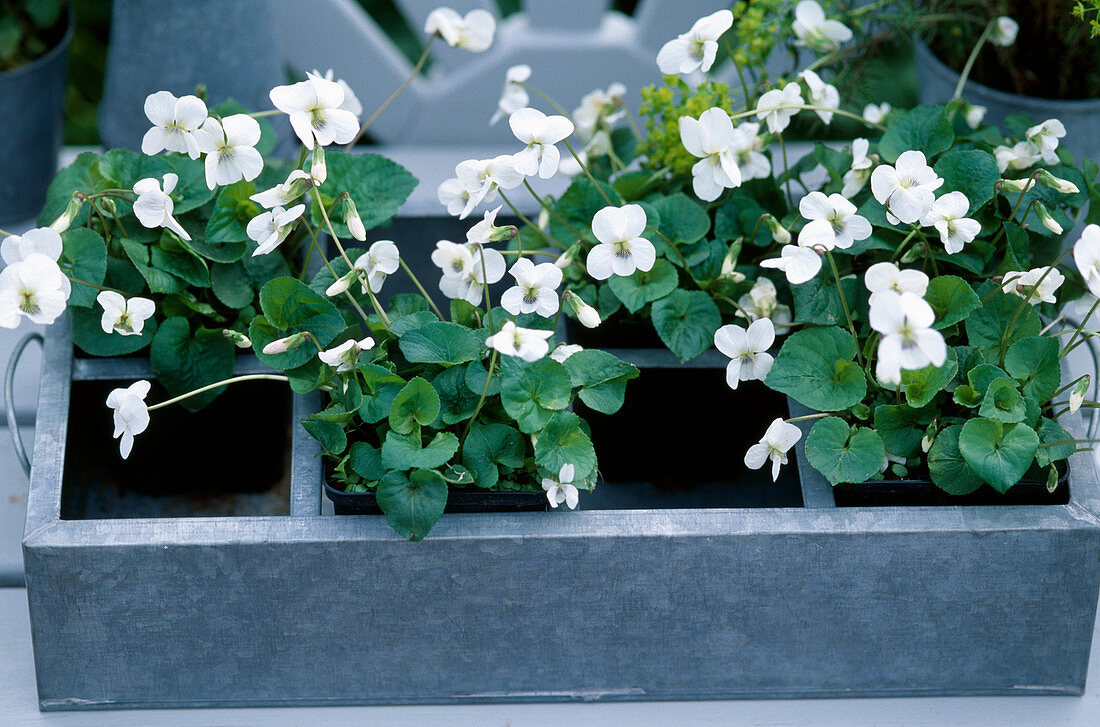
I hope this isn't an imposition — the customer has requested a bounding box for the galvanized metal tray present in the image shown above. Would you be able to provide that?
[20,319,1100,710]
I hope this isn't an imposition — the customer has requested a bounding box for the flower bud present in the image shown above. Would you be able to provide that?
[720,240,744,280]
[990,16,1018,47]
[537,208,550,231]
[921,420,938,453]
[51,194,85,233]
[565,290,601,328]
[98,197,117,215]
[900,245,921,264]
[1000,177,1036,194]
[341,196,366,241]
[963,103,986,129]
[325,268,360,297]
[489,224,517,243]
[764,215,790,244]
[555,243,580,269]
[222,329,252,348]
[263,332,306,355]
[1071,376,1090,413]
[1035,202,1063,234]
[1038,169,1079,194]
[311,145,327,185]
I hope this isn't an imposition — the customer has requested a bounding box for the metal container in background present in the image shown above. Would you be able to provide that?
[916,43,1100,166]
[97,0,282,151]
[0,9,72,225]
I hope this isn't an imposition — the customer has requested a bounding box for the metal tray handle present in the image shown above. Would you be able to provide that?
[5,332,43,479]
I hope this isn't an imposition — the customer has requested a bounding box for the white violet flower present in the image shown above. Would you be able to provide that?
[799,69,839,125]
[862,102,891,125]
[745,418,802,482]
[1001,267,1064,305]
[864,261,929,304]
[251,169,312,209]
[509,108,574,179]
[792,0,853,52]
[195,114,263,190]
[454,155,523,219]
[1026,119,1066,165]
[490,65,531,126]
[550,343,583,364]
[432,240,506,305]
[731,122,771,181]
[140,91,207,159]
[0,253,70,328]
[247,204,305,256]
[1074,224,1100,299]
[755,82,803,135]
[269,72,360,149]
[573,83,627,139]
[870,290,946,386]
[714,318,775,390]
[586,204,656,280]
[920,191,981,254]
[760,245,822,285]
[679,107,742,202]
[500,258,563,317]
[737,277,792,334]
[133,173,190,241]
[870,150,943,224]
[327,240,401,297]
[655,9,734,75]
[1,227,62,264]
[841,137,873,198]
[542,463,579,509]
[424,7,496,52]
[484,320,553,362]
[963,103,987,129]
[318,337,376,372]
[96,291,155,337]
[311,68,363,116]
[797,191,871,250]
[106,380,152,460]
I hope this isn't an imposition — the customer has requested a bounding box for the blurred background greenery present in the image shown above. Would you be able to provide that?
[56,0,915,146]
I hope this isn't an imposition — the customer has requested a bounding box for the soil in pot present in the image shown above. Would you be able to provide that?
[575,370,804,509]
[60,378,292,519]
[324,477,547,516]
[831,462,1071,507]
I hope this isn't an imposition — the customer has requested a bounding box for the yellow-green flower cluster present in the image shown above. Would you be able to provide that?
[638,78,733,177]
[730,0,788,71]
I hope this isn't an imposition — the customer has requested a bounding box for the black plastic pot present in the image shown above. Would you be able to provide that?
[324,479,548,516]
[61,375,292,519]
[0,7,72,224]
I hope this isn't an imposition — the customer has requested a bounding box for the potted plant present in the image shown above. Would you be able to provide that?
[0,0,72,224]
[917,0,1100,164]
[14,4,1100,710]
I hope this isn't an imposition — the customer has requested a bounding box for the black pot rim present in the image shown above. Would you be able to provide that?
[0,5,74,83]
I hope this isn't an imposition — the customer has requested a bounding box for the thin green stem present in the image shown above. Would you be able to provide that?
[777,132,794,210]
[249,109,282,118]
[562,138,614,206]
[399,258,445,319]
[786,412,831,423]
[522,180,582,243]
[953,20,994,100]
[345,34,435,150]
[827,251,864,368]
[1062,297,1100,358]
[65,275,126,295]
[460,349,498,446]
[477,245,495,332]
[729,104,886,130]
[148,374,289,412]
[517,81,572,119]
[723,37,753,105]
[891,229,920,262]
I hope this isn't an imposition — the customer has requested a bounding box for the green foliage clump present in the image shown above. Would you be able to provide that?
[638,79,733,177]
